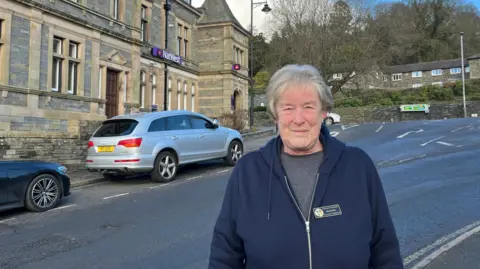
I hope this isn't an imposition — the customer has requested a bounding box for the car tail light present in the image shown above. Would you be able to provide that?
[88,141,94,148]
[118,138,143,148]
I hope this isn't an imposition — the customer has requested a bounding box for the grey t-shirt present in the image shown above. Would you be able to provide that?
[280,150,324,219]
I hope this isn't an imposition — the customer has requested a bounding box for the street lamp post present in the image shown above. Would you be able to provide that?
[163,0,171,111]
[460,32,467,118]
[249,1,271,129]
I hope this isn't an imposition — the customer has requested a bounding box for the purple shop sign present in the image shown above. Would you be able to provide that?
[151,47,183,65]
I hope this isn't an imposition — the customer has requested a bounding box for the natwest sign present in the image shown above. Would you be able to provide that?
[151,47,183,65]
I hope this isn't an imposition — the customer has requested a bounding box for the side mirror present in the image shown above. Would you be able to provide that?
[213,119,219,125]
[205,121,219,129]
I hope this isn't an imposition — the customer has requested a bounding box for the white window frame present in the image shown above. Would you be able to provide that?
[466,66,470,73]
[412,83,422,88]
[412,71,422,78]
[392,73,402,81]
[432,81,443,86]
[140,71,146,108]
[183,82,187,109]
[431,69,442,76]
[450,68,461,74]
[98,67,102,98]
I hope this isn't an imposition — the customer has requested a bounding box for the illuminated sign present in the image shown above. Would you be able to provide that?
[232,64,241,71]
[151,47,183,65]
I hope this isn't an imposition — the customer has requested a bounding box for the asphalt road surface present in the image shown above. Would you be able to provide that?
[1,118,479,269]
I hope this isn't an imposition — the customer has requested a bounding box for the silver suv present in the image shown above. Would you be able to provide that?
[85,110,244,183]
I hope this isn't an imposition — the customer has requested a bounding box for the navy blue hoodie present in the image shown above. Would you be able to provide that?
[208,124,404,269]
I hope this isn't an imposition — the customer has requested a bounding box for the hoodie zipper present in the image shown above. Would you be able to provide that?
[284,173,320,269]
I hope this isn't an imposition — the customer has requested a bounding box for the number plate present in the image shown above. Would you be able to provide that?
[97,146,114,152]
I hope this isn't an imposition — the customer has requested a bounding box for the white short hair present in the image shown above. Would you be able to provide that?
[265,64,333,120]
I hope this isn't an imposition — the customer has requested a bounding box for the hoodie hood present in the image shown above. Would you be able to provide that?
[258,122,346,220]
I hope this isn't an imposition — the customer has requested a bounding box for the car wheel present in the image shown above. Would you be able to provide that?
[225,140,243,166]
[25,174,62,212]
[151,151,178,183]
[324,117,334,125]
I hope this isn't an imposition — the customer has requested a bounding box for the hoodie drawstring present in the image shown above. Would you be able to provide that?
[267,156,274,220]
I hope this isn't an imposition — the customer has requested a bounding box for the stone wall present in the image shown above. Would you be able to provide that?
[252,101,480,125]
[332,101,480,124]
[0,118,102,171]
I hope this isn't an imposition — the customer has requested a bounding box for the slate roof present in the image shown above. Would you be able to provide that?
[197,0,249,34]
[381,58,468,74]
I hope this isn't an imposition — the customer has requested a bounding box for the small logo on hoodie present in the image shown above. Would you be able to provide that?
[313,204,342,219]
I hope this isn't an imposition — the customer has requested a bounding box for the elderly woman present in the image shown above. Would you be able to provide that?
[208,64,404,269]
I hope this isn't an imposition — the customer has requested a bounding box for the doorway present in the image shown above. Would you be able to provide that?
[106,69,119,119]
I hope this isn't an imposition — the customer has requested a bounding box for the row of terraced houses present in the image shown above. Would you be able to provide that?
[0,0,250,135]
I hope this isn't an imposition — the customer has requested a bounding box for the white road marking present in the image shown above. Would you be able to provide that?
[186,176,201,181]
[375,125,383,132]
[451,126,466,133]
[410,223,480,268]
[217,169,231,174]
[404,220,480,266]
[397,129,424,139]
[437,141,455,147]
[341,124,359,130]
[51,204,77,211]
[0,218,16,224]
[149,184,168,189]
[330,131,339,137]
[420,136,444,146]
[102,192,129,200]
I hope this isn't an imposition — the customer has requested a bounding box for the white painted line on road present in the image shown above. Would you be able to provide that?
[341,124,359,130]
[404,220,480,266]
[451,126,466,133]
[102,192,129,200]
[51,204,77,211]
[436,141,455,147]
[397,129,424,139]
[217,169,231,174]
[0,218,16,224]
[186,176,201,181]
[410,223,480,269]
[375,125,383,132]
[420,136,444,147]
[149,184,169,189]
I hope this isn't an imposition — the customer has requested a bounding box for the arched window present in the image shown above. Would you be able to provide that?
[140,70,146,108]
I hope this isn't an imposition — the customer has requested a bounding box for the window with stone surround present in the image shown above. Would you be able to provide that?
[191,84,195,112]
[113,0,119,20]
[52,36,64,92]
[140,70,146,108]
[183,26,188,58]
[68,41,80,94]
[141,5,148,42]
[176,22,190,58]
[450,68,461,74]
[233,46,243,65]
[412,71,422,78]
[392,73,402,81]
[168,77,172,110]
[183,81,187,109]
[151,73,157,105]
[177,24,182,55]
[177,80,181,109]
[431,69,442,76]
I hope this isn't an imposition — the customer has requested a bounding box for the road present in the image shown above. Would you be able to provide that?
[0,118,479,269]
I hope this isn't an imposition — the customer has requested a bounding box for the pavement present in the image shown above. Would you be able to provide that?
[0,118,479,268]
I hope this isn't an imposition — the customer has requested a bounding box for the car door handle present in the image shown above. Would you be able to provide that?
[172,136,178,140]
[198,134,205,138]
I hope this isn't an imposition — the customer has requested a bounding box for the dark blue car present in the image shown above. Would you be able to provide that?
[0,161,71,212]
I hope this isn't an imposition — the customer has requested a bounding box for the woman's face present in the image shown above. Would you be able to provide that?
[275,84,324,155]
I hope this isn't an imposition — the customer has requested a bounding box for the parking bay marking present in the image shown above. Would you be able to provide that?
[103,192,129,200]
[375,125,384,132]
[420,136,445,146]
[0,218,16,224]
[436,141,455,147]
[51,204,77,211]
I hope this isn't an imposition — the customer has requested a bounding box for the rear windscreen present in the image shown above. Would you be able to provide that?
[93,120,139,137]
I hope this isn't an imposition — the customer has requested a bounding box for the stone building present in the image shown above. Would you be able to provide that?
[0,0,250,167]
[332,57,480,90]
